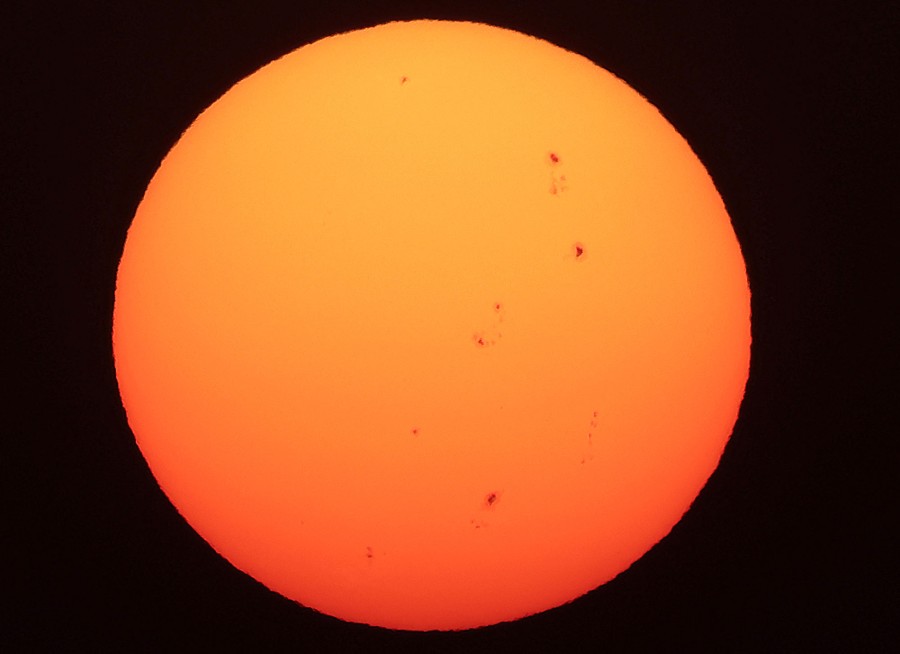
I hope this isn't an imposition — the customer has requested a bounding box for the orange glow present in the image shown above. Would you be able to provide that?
[113,20,750,631]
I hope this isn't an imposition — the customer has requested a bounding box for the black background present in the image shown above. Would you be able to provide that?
[6,1,895,651]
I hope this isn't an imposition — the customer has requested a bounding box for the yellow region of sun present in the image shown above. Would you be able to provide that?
[113,20,750,631]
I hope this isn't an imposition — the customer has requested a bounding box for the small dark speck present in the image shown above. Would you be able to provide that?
[550,152,560,164]
[574,243,585,259]
[400,76,408,84]
[485,492,498,507]
[366,546,374,559]
[411,427,419,436]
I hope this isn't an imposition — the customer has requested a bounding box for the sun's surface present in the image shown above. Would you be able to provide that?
[113,20,750,630]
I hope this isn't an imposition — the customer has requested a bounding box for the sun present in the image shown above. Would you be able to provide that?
[113,20,750,631]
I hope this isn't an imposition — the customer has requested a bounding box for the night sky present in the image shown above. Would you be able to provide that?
[7,1,893,651]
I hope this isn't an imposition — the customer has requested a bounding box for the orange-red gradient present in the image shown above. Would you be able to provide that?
[113,20,750,631]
